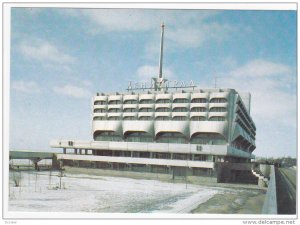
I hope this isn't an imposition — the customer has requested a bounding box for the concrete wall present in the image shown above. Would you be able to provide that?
[262,165,277,214]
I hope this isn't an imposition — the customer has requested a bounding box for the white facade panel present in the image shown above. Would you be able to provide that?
[191,92,209,100]
[172,112,190,118]
[107,112,122,118]
[154,112,172,118]
[109,142,128,151]
[173,92,191,100]
[94,95,108,101]
[155,121,189,137]
[122,121,154,135]
[57,154,215,168]
[94,105,107,110]
[209,92,230,100]
[123,94,138,102]
[138,112,154,118]
[208,112,228,118]
[139,104,154,109]
[93,112,107,117]
[139,94,155,101]
[190,121,228,138]
[123,104,138,109]
[123,112,137,118]
[172,103,190,109]
[93,120,122,135]
[190,103,208,109]
[208,102,228,109]
[155,103,172,109]
[156,93,172,101]
[190,112,207,118]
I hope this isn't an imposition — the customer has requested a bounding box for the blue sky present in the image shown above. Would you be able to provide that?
[9,8,297,158]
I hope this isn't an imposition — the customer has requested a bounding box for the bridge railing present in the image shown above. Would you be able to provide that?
[262,165,277,214]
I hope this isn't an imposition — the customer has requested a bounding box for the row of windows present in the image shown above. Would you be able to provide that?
[94,98,227,105]
[94,131,227,145]
[94,107,227,113]
[93,116,226,121]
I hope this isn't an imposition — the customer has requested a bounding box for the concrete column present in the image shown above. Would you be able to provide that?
[63,148,66,154]
[79,149,82,155]
[85,149,88,155]
[131,151,133,157]
[192,154,195,161]
[34,162,39,171]
[170,153,173,160]
[150,152,153,158]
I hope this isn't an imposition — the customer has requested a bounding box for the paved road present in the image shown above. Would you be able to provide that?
[276,167,296,214]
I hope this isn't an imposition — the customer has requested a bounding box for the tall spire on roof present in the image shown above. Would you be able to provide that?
[158,22,165,79]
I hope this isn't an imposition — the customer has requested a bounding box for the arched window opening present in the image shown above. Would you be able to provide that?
[156,107,170,112]
[108,100,122,105]
[156,99,171,104]
[190,133,226,145]
[139,116,152,121]
[191,107,206,112]
[93,116,106,121]
[155,116,170,121]
[172,107,188,112]
[93,131,122,142]
[108,108,122,113]
[156,132,187,144]
[139,99,154,104]
[123,116,135,120]
[125,131,153,143]
[191,98,207,103]
[123,99,138,104]
[210,98,227,103]
[210,107,226,112]
[94,100,106,105]
[94,109,106,113]
[139,108,154,112]
[209,116,225,121]
[173,98,189,103]
[123,108,137,113]
[172,116,187,121]
[107,116,121,121]
[190,116,206,121]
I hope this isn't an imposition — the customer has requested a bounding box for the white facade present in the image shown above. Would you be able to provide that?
[50,88,256,174]
[91,88,256,152]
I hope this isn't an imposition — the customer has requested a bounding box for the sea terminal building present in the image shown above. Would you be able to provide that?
[50,24,256,179]
[50,87,256,176]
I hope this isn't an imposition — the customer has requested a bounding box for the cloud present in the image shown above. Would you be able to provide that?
[167,22,235,48]
[53,85,92,98]
[11,80,41,93]
[219,59,296,127]
[230,59,292,77]
[19,39,76,65]
[62,9,231,49]
[136,65,173,81]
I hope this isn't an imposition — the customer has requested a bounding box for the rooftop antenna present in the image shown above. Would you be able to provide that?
[158,22,165,79]
[153,22,168,91]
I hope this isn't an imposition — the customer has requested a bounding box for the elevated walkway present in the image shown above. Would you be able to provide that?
[9,151,56,170]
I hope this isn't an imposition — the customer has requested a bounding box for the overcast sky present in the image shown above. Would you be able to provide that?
[9,7,297,158]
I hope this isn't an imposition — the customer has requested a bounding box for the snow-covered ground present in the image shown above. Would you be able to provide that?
[9,171,223,213]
